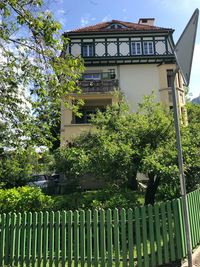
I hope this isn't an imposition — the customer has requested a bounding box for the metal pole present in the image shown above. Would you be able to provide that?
[171,67,193,267]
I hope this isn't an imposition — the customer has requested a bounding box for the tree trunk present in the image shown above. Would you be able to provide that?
[127,168,138,190]
[145,173,161,205]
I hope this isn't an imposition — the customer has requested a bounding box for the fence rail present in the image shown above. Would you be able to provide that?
[1,189,200,266]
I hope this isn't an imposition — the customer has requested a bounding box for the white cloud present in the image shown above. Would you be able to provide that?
[189,43,200,98]
[80,17,89,27]
[122,8,127,12]
[57,9,65,15]
[102,15,112,22]
[80,15,96,27]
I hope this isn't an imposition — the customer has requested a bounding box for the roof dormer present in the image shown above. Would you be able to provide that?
[105,23,128,29]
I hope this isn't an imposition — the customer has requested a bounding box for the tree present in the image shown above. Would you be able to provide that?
[0,0,84,149]
[55,95,200,205]
[0,147,37,188]
[186,102,200,124]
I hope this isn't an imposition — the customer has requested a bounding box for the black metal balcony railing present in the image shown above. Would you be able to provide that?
[78,79,119,93]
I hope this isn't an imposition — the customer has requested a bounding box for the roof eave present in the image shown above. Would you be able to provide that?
[63,28,174,37]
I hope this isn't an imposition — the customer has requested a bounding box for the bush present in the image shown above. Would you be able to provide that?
[0,186,54,213]
[52,185,144,211]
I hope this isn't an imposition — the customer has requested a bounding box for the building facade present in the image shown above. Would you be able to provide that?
[61,18,186,145]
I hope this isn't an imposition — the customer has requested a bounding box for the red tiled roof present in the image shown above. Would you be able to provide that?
[65,19,173,34]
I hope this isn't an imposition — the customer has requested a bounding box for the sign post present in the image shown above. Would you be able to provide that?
[172,8,199,267]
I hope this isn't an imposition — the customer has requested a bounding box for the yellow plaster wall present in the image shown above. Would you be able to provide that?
[61,93,118,144]
[119,64,160,111]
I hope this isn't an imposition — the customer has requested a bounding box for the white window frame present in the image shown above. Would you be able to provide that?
[131,42,142,55]
[83,73,101,80]
[143,41,154,55]
[83,43,94,57]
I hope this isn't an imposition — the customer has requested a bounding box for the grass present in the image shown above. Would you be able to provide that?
[51,186,144,211]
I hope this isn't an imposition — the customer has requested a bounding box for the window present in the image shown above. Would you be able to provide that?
[82,73,101,80]
[83,43,94,57]
[108,69,116,79]
[131,42,142,55]
[168,91,173,103]
[107,23,127,29]
[143,41,154,55]
[167,69,174,87]
[74,107,106,124]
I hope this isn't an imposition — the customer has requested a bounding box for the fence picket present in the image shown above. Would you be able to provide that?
[67,211,73,267]
[141,206,149,267]
[147,205,156,267]
[177,199,186,257]
[0,214,5,266]
[188,192,194,248]
[26,212,32,266]
[49,211,55,267]
[194,192,199,246]
[55,211,61,266]
[10,212,16,266]
[86,210,92,267]
[61,211,67,267]
[121,208,127,266]
[166,201,175,262]
[31,212,37,267]
[135,207,142,267]
[106,209,113,267]
[192,191,196,247]
[15,213,21,266]
[127,208,134,267]
[113,208,120,267]
[160,203,169,264]
[74,210,79,267]
[100,209,106,267]
[80,210,86,267]
[37,211,43,266]
[43,211,49,267]
[93,209,99,267]
[20,212,27,266]
[172,199,183,259]
[154,204,162,266]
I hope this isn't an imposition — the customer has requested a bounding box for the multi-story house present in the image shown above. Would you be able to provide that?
[61,18,186,145]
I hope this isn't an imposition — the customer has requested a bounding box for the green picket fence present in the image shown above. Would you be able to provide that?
[0,189,200,266]
[186,189,200,251]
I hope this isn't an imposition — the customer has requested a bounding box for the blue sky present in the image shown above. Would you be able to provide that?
[49,0,200,98]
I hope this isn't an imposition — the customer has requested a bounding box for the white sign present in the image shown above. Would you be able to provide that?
[174,9,199,87]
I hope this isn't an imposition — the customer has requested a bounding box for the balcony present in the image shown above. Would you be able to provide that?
[78,79,119,93]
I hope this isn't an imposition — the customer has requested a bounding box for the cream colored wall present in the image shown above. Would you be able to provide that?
[61,94,118,145]
[158,64,186,123]
[61,124,92,145]
[119,64,160,111]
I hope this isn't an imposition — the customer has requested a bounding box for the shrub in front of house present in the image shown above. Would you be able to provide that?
[0,186,54,213]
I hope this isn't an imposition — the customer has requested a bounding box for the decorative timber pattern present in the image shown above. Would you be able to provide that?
[1,189,200,266]
[66,36,175,66]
